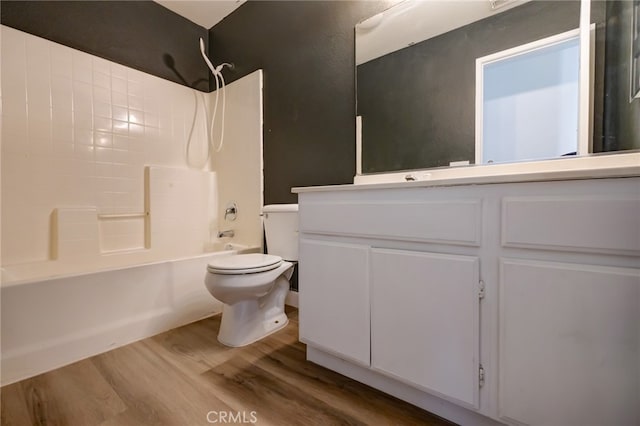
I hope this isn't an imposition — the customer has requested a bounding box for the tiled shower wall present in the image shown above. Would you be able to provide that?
[1,25,222,267]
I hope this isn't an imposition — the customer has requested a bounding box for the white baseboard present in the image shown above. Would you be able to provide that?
[285,290,299,308]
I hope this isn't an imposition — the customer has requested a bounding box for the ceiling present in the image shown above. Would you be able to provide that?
[154,0,246,29]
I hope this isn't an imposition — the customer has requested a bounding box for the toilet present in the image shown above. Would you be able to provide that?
[204,204,298,347]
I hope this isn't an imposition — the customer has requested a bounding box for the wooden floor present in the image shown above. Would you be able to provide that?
[1,307,454,426]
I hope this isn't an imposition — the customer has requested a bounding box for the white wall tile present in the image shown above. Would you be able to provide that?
[51,76,73,110]
[52,142,74,159]
[73,108,93,130]
[94,116,112,133]
[128,95,144,112]
[28,117,51,141]
[93,86,111,104]
[93,102,111,119]
[74,144,95,162]
[2,27,26,73]
[129,123,144,137]
[128,110,143,125]
[52,107,72,128]
[2,114,28,140]
[111,91,127,107]
[92,56,111,75]
[1,86,27,119]
[110,62,127,79]
[28,137,53,157]
[26,80,51,116]
[73,128,93,146]
[92,71,110,90]
[111,105,128,122]
[95,146,113,163]
[127,68,145,84]
[72,81,92,110]
[127,81,143,98]
[50,45,73,78]
[111,77,127,94]
[72,51,92,85]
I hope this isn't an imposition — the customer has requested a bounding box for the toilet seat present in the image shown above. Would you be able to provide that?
[207,254,283,275]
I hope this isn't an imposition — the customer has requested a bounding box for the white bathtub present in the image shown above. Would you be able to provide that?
[0,245,257,386]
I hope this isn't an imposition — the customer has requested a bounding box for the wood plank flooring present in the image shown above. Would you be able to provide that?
[1,307,455,426]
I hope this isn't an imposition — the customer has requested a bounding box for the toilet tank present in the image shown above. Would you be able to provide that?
[263,204,298,261]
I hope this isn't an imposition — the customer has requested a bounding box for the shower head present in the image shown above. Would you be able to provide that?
[199,37,218,76]
[199,38,235,76]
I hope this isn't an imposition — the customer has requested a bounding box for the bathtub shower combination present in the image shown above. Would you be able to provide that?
[0,26,266,385]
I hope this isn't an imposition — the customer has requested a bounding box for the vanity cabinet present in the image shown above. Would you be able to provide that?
[295,177,640,426]
[297,189,486,410]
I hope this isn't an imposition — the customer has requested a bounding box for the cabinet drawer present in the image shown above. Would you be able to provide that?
[300,200,482,246]
[502,196,640,255]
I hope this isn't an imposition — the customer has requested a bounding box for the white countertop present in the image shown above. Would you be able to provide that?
[292,152,640,193]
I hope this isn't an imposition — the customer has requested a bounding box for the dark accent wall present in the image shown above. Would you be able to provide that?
[357,1,606,173]
[209,1,396,204]
[1,1,210,91]
[603,0,640,151]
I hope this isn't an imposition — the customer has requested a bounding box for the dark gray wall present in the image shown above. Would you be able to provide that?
[0,1,210,91]
[209,1,395,204]
[357,1,607,172]
[603,0,640,151]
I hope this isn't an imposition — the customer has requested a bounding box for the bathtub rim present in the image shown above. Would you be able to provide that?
[1,245,260,288]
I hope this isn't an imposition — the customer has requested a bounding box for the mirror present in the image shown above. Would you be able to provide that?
[356,0,638,175]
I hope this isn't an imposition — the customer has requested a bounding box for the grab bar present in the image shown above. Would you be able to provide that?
[97,212,149,220]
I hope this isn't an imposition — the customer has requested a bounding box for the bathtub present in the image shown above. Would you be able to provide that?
[0,244,257,386]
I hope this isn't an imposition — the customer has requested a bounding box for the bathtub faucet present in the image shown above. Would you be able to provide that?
[217,229,235,238]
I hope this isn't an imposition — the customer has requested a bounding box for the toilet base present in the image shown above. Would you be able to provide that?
[218,311,288,347]
[216,276,291,347]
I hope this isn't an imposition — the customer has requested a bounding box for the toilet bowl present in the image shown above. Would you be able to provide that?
[204,204,298,347]
[205,254,293,347]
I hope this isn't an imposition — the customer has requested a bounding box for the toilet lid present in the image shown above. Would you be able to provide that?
[207,254,283,274]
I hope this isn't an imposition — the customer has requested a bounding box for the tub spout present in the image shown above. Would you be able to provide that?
[217,230,235,238]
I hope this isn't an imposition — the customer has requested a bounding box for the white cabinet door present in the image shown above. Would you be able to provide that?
[370,248,480,408]
[298,239,370,366]
[499,259,640,426]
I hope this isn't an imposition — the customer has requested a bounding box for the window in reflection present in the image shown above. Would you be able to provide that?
[477,31,581,164]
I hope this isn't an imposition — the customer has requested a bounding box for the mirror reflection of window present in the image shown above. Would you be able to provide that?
[477,31,581,164]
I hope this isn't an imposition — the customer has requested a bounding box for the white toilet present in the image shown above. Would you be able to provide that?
[204,204,298,347]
